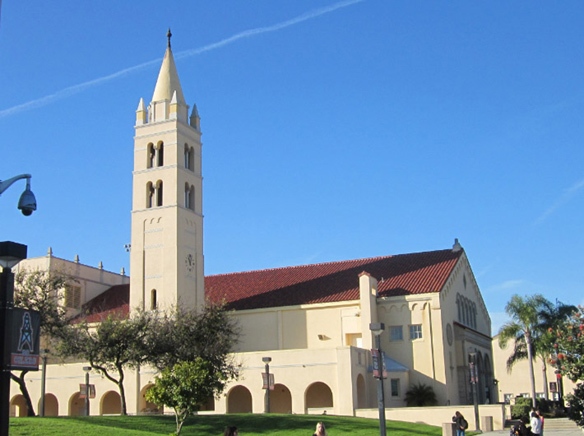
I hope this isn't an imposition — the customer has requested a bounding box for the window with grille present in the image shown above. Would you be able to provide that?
[409,324,423,340]
[64,285,81,309]
[390,326,403,341]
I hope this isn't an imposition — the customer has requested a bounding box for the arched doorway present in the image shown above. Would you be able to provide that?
[356,374,367,408]
[305,382,333,413]
[10,395,27,417]
[69,392,86,416]
[38,393,59,416]
[139,384,163,414]
[227,386,252,413]
[101,390,122,415]
[271,383,292,414]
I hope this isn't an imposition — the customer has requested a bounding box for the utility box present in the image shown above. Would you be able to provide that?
[442,422,456,436]
[481,416,493,432]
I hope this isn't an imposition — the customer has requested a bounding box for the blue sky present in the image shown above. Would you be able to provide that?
[1,1,584,333]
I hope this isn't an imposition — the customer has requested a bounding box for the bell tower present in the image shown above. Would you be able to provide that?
[130,30,204,312]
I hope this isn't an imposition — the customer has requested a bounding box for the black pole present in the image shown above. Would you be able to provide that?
[84,371,90,416]
[264,361,270,413]
[469,354,481,432]
[375,334,387,436]
[0,267,15,436]
[40,352,48,417]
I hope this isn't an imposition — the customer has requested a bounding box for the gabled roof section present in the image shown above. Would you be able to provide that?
[151,46,186,105]
[79,248,463,316]
[206,248,463,311]
[72,284,129,323]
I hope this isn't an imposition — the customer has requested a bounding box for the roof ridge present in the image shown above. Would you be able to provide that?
[206,254,394,278]
[206,247,457,278]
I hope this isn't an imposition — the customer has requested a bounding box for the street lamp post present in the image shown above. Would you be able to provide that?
[370,322,387,436]
[0,174,36,436]
[0,241,28,436]
[262,357,272,413]
[39,349,49,417]
[468,352,481,432]
[83,366,91,416]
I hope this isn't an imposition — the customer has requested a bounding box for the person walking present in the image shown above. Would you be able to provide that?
[452,411,468,436]
[530,411,542,436]
[224,426,238,436]
[313,421,328,436]
[536,409,545,436]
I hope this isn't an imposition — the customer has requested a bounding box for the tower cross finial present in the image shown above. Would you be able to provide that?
[167,28,172,49]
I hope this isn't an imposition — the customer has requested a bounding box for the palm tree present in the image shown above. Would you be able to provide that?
[536,299,577,400]
[498,294,549,408]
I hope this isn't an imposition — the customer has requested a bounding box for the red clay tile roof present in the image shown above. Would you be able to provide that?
[80,248,463,316]
[72,284,129,323]
[206,248,463,310]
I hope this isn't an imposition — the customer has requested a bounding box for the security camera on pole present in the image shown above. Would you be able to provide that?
[0,174,37,216]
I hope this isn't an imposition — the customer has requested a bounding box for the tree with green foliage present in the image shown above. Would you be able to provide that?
[146,358,229,436]
[12,269,73,416]
[145,303,240,379]
[556,306,584,428]
[58,310,154,415]
[404,382,437,406]
[552,305,584,383]
[498,294,550,407]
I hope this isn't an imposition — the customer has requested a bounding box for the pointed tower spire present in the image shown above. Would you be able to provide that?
[151,32,185,105]
[149,30,188,122]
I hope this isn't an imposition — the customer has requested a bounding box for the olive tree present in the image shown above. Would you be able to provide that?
[58,310,154,415]
[146,358,228,435]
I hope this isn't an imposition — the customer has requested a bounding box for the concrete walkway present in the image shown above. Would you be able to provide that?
[481,429,583,435]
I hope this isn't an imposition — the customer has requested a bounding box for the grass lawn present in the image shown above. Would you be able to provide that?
[8,413,448,435]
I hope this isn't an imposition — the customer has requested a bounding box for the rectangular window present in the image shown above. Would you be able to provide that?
[390,379,400,397]
[503,393,513,404]
[390,326,403,341]
[409,324,423,340]
[64,285,81,309]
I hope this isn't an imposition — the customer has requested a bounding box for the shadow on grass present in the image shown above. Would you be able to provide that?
[11,413,445,436]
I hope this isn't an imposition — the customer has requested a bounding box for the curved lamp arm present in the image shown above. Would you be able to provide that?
[0,174,31,196]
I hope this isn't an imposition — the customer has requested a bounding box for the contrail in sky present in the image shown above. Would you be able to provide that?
[0,0,364,120]
[533,178,584,226]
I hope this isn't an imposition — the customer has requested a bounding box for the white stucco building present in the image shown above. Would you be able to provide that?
[9,34,497,423]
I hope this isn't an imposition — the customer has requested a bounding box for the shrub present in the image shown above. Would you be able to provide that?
[404,382,437,407]
[567,383,584,428]
[511,397,532,420]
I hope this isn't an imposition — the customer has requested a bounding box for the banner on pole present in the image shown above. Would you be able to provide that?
[262,373,275,390]
[9,308,41,371]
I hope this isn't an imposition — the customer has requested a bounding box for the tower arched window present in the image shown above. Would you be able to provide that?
[156,180,163,206]
[184,183,191,209]
[150,289,157,310]
[147,143,155,169]
[184,144,194,171]
[184,183,195,211]
[146,182,154,208]
[156,141,164,167]
[456,294,462,322]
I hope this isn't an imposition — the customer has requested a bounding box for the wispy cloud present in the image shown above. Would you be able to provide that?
[0,0,364,120]
[487,279,526,293]
[489,311,509,335]
[533,178,584,226]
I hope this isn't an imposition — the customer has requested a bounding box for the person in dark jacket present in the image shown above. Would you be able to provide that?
[452,411,468,436]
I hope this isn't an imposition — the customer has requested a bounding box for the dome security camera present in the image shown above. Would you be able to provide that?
[18,188,37,216]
